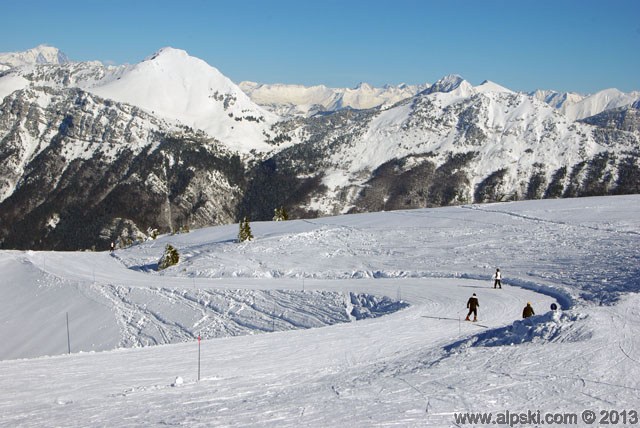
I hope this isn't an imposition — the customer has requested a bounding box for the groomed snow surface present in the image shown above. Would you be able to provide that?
[1,196,639,427]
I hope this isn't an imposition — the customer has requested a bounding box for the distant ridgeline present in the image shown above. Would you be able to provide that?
[0,47,638,249]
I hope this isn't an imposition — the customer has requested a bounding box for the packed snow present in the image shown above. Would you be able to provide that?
[1,195,639,426]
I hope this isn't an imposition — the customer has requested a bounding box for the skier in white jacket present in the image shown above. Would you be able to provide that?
[493,268,502,289]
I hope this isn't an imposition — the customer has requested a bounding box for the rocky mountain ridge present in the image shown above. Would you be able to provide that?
[0,85,244,249]
[0,46,638,250]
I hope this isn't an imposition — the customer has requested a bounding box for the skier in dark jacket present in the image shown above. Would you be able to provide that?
[466,293,479,321]
[522,302,535,319]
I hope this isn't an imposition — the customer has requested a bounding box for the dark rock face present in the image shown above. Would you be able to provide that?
[349,152,476,212]
[0,87,243,250]
[581,103,640,134]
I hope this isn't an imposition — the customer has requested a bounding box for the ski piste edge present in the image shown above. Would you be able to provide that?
[421,315,489,328]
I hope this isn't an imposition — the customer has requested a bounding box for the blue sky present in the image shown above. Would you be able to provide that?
[1,0,639,93]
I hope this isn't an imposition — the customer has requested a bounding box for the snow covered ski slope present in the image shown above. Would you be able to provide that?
[0,195,639,427]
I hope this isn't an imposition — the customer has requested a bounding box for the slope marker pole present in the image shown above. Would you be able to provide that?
[66,312,71,354]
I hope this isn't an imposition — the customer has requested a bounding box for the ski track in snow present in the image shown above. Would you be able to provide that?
[0,195,639,426]
[81,283,403,349]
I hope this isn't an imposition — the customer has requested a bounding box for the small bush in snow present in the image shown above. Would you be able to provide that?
[158,244,180,270]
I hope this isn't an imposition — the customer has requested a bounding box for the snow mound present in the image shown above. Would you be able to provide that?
[348,293,409,320]
[445,310,590,351]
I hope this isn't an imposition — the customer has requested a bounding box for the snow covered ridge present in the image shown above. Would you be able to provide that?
[254,81,640,219]
[0,44,69,71]
[242,73,640,120]
[238,80,430,117]
[88,47,278,153]
[0,82,248,249]
[0,46,277,153]
[1,45,638,125]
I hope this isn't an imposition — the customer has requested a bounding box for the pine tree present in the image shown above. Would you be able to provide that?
[273,206,289,221]
[238,216,253,242]
[158,244,180,270]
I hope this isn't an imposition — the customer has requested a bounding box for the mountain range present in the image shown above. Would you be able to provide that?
[0,45,638,250]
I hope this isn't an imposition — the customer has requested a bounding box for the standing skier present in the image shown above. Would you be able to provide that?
[493,268,502,289]
[522,302,535,318]
[466,293,479,322]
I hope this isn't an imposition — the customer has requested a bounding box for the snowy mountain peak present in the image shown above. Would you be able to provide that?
[137,46,228,83]
[531,90,586,109]
[561,87,638,121]
[88,46,277,152]
[426,74,466,93]
[0,44,69,69]
[354,82,374,91]
[475,79,514,94]
[591,87,626,103]
[144,46,196,64]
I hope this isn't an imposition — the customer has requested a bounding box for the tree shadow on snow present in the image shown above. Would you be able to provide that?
[128,262,159,272]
